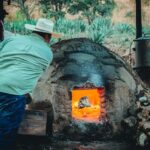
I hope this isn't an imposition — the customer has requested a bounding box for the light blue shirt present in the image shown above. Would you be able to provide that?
[0,33,53,95]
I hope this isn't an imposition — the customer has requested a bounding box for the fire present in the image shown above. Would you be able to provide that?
[72,88,105,123]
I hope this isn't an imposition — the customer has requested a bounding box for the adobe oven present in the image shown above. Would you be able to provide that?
[32,38,141,140]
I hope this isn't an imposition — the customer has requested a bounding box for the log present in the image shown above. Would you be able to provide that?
[18,109,47,136]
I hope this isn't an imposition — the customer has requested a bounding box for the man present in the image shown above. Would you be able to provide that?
[0,18,61,150]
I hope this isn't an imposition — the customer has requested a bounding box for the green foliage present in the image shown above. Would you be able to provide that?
[46,11,65,20]
[39,0,71,20]
[54,18,87,38]
[8,0,116,23]
[15,10,25,21]
[4,18,87,39]
[107,23,136,51]
[11,0,34,20]
[5,17,149,52]
[39,0,51,14]
[40,0,116,24]
[88,18,113,43]
[114,23,135,35]
[68,0,116,24]
[142,0,150,5]
[3,0,150,55]
[4,19,36,34]
[143,26,150,36]
[97,0,116,16]
[125,11,134,18]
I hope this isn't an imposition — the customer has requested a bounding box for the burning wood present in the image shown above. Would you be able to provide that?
[78,96,91,109]
[72,88,105,123]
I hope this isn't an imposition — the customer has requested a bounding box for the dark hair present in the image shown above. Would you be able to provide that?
[33,31,52,39]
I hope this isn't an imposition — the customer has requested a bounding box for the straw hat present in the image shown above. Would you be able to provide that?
[25,18,61,38]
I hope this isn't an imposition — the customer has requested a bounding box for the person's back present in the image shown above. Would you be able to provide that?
[0,33,53,95]
[0,18,61,150]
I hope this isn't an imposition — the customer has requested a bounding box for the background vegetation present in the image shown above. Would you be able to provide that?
[3,0,150,60]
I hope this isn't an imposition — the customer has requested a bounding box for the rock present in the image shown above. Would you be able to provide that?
[136,89,150,146]
[137,132,148,146]
[128,104,137,116]
[142,108,150,120]
[139,96,147,102]
[147,132,150,136]
[137,112,143,120]
[143,122,150,131]
[123,116,137,127]
[141,102,150,107]
[143,105,150,111]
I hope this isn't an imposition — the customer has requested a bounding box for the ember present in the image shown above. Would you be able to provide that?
[72,88,105,123]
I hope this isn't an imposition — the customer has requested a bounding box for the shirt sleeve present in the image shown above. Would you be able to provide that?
[0,37,13,53]
[0,40,5,52]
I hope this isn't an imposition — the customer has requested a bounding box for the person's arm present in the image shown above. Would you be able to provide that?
[0,39,5,52]
[0,36,14,52]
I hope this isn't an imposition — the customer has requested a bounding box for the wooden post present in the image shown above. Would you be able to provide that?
[0,0,4,41]
[135,0,142,38]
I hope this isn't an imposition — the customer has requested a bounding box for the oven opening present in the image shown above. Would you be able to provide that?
[72,88,105,123]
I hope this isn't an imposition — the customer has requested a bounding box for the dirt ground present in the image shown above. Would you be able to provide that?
[16,136,150,150]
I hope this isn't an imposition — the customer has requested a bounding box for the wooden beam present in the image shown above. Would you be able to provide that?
[135,0,142,38]
[18,109,47,136]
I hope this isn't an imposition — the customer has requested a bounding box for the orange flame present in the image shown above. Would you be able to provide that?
[72,88,105,123]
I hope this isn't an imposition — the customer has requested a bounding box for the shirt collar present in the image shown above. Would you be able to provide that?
[31,33,45,42]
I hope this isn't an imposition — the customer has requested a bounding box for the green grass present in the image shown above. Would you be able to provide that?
[4,18,150,53]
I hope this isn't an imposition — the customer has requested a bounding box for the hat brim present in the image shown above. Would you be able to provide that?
[25,24,61,38]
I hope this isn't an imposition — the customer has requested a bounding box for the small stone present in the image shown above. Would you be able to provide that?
[137,132,148,146]
[142,109,150,120]
[137,101,141,109]
[123,116,137,127]
[139,96,147,102]
[138,90,145,97]
[137,112,143,120]
[128,105,137,115]
[143,122,150,130]
[144,105,150,111]
[147,132,150,136]
[141,102,150,107]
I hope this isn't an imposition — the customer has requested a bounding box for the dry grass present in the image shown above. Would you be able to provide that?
[112,0,135,24]
[4,0,150,27]
[112,0,150,27]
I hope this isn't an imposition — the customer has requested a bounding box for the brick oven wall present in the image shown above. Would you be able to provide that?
[50,84,72,132]
[31,38,144,139]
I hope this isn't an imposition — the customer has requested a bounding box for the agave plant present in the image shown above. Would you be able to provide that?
[114,23,135,35]
[54,18,87,38]
[4,19,36,34]
[143,26,150,36]
[88,17,113,44]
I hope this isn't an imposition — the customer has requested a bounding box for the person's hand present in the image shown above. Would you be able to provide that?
[25,93,32,104]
